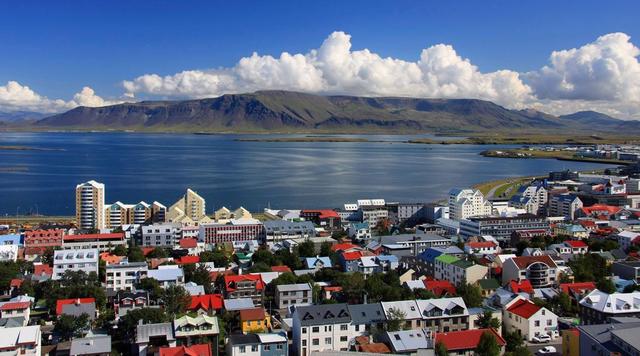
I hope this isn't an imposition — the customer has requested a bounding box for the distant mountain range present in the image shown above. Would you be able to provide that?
[5,91,640,134]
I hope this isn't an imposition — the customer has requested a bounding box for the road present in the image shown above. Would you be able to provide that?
[526,338,562,355]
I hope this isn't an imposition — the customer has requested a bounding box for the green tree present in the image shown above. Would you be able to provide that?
[476,331,501,356]
[297,240,315,257]
[597,278,616,294]
[319,241,332,257]
[336,272,366,303]
[435,341,448,356]
[456,282,483,307]
[55,313,90,341]
[161,285,190,318]
[190,264,214,293]
[503,330,525,352]
[386,307,406,331]
[249,262,271,273]
[414,288,437,300]
[200,249,229,268]
[137,277,162,299]
[147,247,168,259]
[252,248,275,266]
[476,310,501,329]
[118,307,167,340]
[111,244,127,256]
[41,247,56,266]
[127,245,145,262]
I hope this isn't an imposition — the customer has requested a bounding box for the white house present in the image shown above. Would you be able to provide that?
[503,296,558,341]
[147,265,185,288]
[464,241,500,256]
[0,325,41,356]
[0,244,19,262]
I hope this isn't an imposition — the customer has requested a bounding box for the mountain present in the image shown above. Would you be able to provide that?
[31,91,637,134]
[0,111,48,123]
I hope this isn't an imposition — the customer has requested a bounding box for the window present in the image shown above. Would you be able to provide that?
[302,327,307,334]
[302,340,307,347]
[312,326,319,333]
[340,336,347,342]
[239,346,246,353]
[547,319,552,326]
[312,339,319,346]
[277,344,284,350]
[535,320,540,327]
[325,325,331,332]
[340,324,348,331]
[325,337,332,345]
[263,345,271,351]
[251,346,258,352]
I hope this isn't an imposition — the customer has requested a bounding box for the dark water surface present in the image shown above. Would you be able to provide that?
[0,132,613,216]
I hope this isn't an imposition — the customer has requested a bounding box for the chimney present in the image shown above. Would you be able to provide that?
[75,298,81,305]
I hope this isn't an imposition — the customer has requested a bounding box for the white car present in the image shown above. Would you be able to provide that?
[537,346,557,354]
[532,334,551,343]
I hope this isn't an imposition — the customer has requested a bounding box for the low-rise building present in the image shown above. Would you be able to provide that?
[200,219,264,244]
[579,289,640,324]
[24,229,64,256]
[434,328,506,356]
[434,254,488,287]
[70,335,112,356]
[554,223,588,239]
[464,241,500,256]
[147,265,185,288]
[240,307,271,333]
[62,233,125,251]
[291,304,363,356]
[226,333,288,356]
[53,248,99,280]
[0,301,31,326]
[383,329,432,354]
[347,222,371,242]
[105,261,148,292]
[503,297,558,341]
[262,220,315,245]
[460,214,550,245]
[224,275,265,307]
[0,325,41,356]
[612,261,640,283]
[173,314,219,344]
[275,283,312,311]
[501,255,559,288]
[142,223,182,247]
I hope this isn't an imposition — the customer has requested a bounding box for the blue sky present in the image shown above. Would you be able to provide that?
[1,0,639,117]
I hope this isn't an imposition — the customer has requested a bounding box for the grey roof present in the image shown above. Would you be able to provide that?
[0,317,25,328]
[347,303,386,324]
[70,335,111,356]
[228,333,260,346]
[136,322,175,343]
[611,248,630,260]
[578,322,640,354]
[62,302,96,320]
[611,327,640,352]
[224,298,255,311]
[386,329,432,352]
[276,283,311,292]
[264,220,315,232]
[295,304,351,326]
[379,233,449,244]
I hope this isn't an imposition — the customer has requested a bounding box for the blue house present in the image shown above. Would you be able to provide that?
[304,256,332,270]
[0,234,23,246]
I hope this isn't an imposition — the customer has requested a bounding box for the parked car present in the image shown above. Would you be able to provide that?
[532,334,551,343]
[536,346,557,354]
[548,330,559,339]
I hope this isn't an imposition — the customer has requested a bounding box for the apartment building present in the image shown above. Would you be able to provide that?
[510,184,548,215]
[141,223,182,247]
[434,254,489,286]
[502,255,559,288]
[105,261,148,292]
[23,229,64,256]
[460,214,550,245]
[262,220,316,245]
[579,290,640,324]
[105,201,158,228]
[75,180,105,230]
[291,304,363,356]
[200,219,264,244]
[275,283,312,311]
[166,188,211,226]
[379,233,452,256]
[53,248,99,280]
[62,233,125,251]
[448,188,492,220]
[549,194,583,220]
[224,274,265,306]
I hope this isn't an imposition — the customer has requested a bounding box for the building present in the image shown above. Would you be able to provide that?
[142,223,182,247]
[502,255,559,288]
[224,275,265,306]
[448,188,492,221]
[300,210,342,232]
[159,344,211,356]
[262,220,316,245]
[612,261,640,282]
[347,222,371,242]
[291,304,362,356]
[53,248,99,280]
[62,233,125,251]
[554,223,589,239]
[173,314,219,344]
[56,298,97,320]
[503,297,558,341]
[578,320,640,356]
[75,180,105,230]
[147,265,185,288]
[434,254,489,287]
[70,335,112,356]
[136,322,176,356]
[434,328,506,355]
[414,297,469,332]
[105,261,148,292]
[105,201,157,228]
[23,229,64,256]
[240,307,272,333]
[166,189,211,226]
[0,244,19,262]
[0,325,41,356]
[579,289,640,324]
[226,333,288,356]
[383,329,432,354]
[509,184,548,215]
[549,194,583,220]
[0,301,31,326]
[379,233,451,256]
[464,241,500,256]
[397,203,427,222]
[200,219,264,244]
[275,283,312,311]
[460,214,550,245]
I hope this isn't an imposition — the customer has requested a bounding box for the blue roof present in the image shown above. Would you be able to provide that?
[304,256,332,269]
[376,255,398,262]
[0,234,22,246]
[351,222,369,229]
[418,246,463,262]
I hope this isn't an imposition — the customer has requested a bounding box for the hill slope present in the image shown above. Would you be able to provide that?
[32,91,637,134]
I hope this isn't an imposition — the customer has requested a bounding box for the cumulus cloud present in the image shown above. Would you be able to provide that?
[122,31,535,108]
[0,81,120,113]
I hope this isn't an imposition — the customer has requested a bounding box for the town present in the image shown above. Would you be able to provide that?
[2,161,640,356]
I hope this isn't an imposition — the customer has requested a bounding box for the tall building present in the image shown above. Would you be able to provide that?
[75,180,105,230]
[167,188,210,225]
[448,188,492,220]
[104,201,160,228]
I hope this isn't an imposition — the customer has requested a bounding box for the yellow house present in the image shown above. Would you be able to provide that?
[240,307,271,333]
[561,329,580,356]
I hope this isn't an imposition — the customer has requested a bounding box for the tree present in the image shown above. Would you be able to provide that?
[147,247,168,259]
[435,341,448,356]
[249,262,271,273]
[597,278,616,294]
[137,277,162,299]
[41,247,56,266]
[386,307,407,331]
[0,261,31,294]
[503,330,525,352]
[252,249,275,266]
[297,240,315,257]
[319,241,332,257]
[111,244,127,256]
[476,310,501,329]
[161,285,190,318]
[456,283,483,307]
[200,250,229,268]
[476,331,501,356]
[414,288,437,300]
[127,245,145,262]
[118,307,167,340]
[55,313,90,341]
[190,264,214,293]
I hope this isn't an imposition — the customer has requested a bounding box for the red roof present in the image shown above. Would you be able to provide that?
[0,301,30,310]
[33,264,53,276]
[159,344,212,356]
[141,247,155,256]
[176,255,200,265]
[179,238,198,249]
[331,243,360,252]
[359,343,391,353]
[579,220,597,228]
[56,298,95,315]
[424,280,456,297]
[240,307,267,321]
[466,241,497,249]
[511,255,557,269]
[342,251,363,261]
[564,240,588,248]
[10,278,23,288]
[224,274,265,292]
[302,209,340,219]
[323,286,343,292]
[63,233,124,241]
[189,294,224,311]
[507,298,541,319]
[581,204,622,217]
[509,280,534,294]
[560,282,596,295]
[435,329,505,351]
[271,265,292,273]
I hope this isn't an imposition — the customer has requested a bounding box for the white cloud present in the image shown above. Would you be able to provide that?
[0,81,120,113]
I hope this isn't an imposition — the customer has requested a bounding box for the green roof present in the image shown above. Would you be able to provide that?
[452,259,474,269]
[478,278,500,290]
[435,254,460,264]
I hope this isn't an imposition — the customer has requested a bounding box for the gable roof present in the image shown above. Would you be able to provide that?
[509,280,534,294]
[348,303,386,324]
[56,298,95,315]
[179,238,198,249]
[424,280,456,297]
[507,298,542,319]
[159,344,212,356]
[295,304,351,326]
[224,274,265,292]
[239,307,266,321]
[435,328,505,351]
[0,301,30,311]
[510,255,557,269]
[189,294,224,311]
[381,300,422,320]
[564,240,588,248]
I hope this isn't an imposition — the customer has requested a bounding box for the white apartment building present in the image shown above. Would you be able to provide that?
[292,304,364,356]
[105,261,148,291]
[53,248,99,280]
[448,188,492,221]
[141,223,182,247]
[75,180,105,230]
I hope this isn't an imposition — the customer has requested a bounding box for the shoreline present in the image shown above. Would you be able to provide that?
[480,149,632,166]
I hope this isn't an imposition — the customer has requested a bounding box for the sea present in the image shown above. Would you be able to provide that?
[0,132,617,216]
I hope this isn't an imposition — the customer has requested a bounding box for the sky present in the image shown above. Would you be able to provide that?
[1,0,640,118]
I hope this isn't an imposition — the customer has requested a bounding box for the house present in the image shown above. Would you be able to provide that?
[304,256,332,270]
[0,301,31,326]
[611,261,640,282]
[52,248,99,280]
[400,246,464,277]
[240,307,271,333]
[148,265,184,287]
[300,210,342,232]
[347,222,371,242]
[347,303,386,335]
[501,255,558,288]
[159,344,212,356]
[434,254,488,287]
[563,240,589,254]
[577,320,640,356]
[275,283,312,311]
[503,297,558,341]
[291,304,362,356]
[173,315,219,344]
[464,241,500,256]
[383,328,432,354]
[113,291,153,319]
[554,223,589,239]
[477,279,500,297]
[380,300,422,329]
[224,274,265,306]
[509,280,534,295]
[415,298,470,333]
[136,322,176,356]
[423,280,456,297]
[339,251,363,272]
[0,325,41,356]
[56,298,97,320]
[617,230,640,251]
[434,328,506,356]
[188,294,224,315]
[226,333,288,356]
[70,335,112,356]
[578,289,640,324]
[559,282,597,303]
